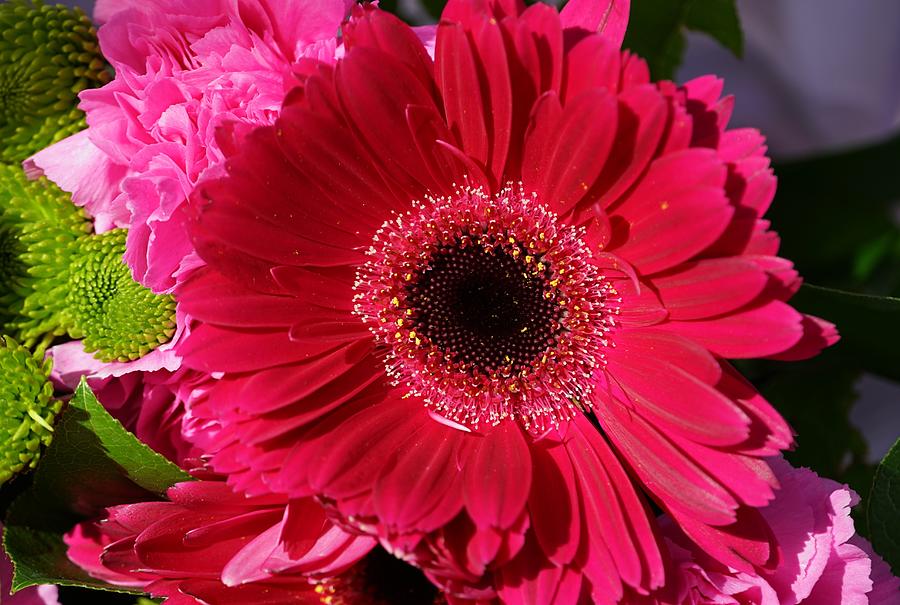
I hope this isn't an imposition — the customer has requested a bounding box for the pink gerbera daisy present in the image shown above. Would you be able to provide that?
[176,0,836,601]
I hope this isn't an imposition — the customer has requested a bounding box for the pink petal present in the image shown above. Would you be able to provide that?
[25,130,128,232]
[523,88,618,215]
[561,33,620,103]
[767,314,839,361]
[463,421,532,530]
[651,258,769,320]
[670,505,775,574]
[529,443,581,565]
[373,421,466,532]
[606,330,750,447]
[592,85,668,210]
[660,300,805,358]
[594,390,739,525]
[569,416,664,591]
[609,148,732,275]
[560,0,630,46]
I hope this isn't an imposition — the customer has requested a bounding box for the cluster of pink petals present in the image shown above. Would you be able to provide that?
[172,0,839,601]
[29,0,350,292]
[642,459,899,605]
[65,479,375,605]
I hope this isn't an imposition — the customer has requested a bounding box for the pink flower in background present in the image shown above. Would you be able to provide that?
[174,0,838,600]
[29,0,350,292]
[66,479,375,604]
[643,459,900,605]
[48,331,215,467]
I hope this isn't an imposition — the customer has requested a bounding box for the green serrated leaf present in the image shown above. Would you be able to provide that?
[623,0,743,80]
[869,438,900,574]
[790,285,900,381]
[3,378,190,593]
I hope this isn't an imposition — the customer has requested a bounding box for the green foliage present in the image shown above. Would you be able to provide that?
[791,285,900,382]
[869,439,900,574]
[3,379,191,594]
[0,335,59,485]
[66,230,177,362]
[0,0,110,162]
[622,0,742,80]
[0,164,89,342]
[756,360,873,495]
[0,167,175,360]
[770,133,900,297]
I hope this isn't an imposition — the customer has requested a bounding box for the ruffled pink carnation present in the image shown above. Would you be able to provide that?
[29,0,350,292]
[642,459,900,605]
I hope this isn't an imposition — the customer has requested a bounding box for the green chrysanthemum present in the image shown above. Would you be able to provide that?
[0,164,89,343]
[66,229,177,362]
[0,0,109,163]
[0,335,60,484]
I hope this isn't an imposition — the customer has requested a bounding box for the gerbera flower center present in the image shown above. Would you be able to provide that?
[355,185,615,430]
[404,241,562,372]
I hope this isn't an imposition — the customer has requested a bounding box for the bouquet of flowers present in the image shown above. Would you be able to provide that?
[0,0,898,604]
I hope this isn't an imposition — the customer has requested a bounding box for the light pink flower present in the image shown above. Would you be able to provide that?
[29,0,350,292]
[643,459,900,605]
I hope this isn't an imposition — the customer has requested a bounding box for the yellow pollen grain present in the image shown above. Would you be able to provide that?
[550,279,560,287]
[525,255,533,263]
[396,318,404,326]
[391,296,400,306]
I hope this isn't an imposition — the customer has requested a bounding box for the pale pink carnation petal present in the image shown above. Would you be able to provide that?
[649,460,900,605]
[24,131,128,232]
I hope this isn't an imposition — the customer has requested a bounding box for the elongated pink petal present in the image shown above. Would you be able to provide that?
[560,0,629,46]
[652,258,769,320]
[463,422,532,530]
[660,300,804,358]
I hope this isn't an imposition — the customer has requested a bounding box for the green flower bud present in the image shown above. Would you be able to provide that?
[0,164,89,344]
[0,335,60,485]
[0,0,110,162]
[66,229,177,362]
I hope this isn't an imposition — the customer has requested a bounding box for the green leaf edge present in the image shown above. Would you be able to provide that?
[68,377,191,494]
[868,437,900,574]
[4,377,191,594]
